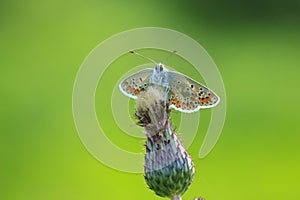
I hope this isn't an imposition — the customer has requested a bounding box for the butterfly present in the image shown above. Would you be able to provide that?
[119,53,220,113]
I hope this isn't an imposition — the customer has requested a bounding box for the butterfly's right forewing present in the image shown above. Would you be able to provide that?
[119,68,153,99]
[167,71,219,113]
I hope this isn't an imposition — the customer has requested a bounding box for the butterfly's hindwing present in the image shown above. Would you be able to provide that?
[119,68,153,99]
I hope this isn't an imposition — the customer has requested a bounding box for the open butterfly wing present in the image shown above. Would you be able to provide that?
[119,68,153,99]
[167,71,220,113]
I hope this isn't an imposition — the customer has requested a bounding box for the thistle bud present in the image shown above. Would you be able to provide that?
[135,86,195,199]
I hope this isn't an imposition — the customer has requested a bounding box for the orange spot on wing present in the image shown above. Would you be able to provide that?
[170,99,176,104]
[134,89,140,95]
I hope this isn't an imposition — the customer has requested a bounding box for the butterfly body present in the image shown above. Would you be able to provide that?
[119,63,219,113]
[149,63,169,88]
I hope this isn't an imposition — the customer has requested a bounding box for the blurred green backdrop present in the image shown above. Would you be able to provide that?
[1,0,300,199]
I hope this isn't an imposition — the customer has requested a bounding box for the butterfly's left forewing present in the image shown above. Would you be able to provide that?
[167,71,220,113]
[119,68,153,99]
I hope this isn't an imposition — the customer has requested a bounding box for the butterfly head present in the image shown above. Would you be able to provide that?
[155,63,164,73]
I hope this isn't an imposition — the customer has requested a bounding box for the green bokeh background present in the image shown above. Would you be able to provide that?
[1,0,300,199]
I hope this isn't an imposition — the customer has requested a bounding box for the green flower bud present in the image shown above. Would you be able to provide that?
[135,86,195,199]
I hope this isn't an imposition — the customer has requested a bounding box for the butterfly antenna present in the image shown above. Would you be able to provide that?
[162,50,177,63]
[129,50,157,64]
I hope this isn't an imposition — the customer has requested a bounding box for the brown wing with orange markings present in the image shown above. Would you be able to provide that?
[119,68,153,99]
[167,71,220,113]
